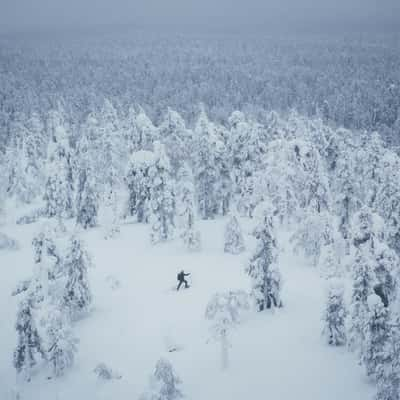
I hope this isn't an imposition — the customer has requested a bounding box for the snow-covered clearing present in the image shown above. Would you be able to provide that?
[0,217,373,399]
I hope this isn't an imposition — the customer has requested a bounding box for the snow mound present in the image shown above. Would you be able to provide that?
[93,363,122,380]
[367,293,383,310]
[0,232,19,250]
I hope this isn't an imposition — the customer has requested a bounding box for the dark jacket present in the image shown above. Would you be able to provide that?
[177,272,190,281]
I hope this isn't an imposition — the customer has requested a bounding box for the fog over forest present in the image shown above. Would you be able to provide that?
[1,0,399,33]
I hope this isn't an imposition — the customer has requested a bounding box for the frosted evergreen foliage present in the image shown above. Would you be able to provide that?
[291,210,334,268]
[100,188,123,239]
[97,99,126,196]
[356,132,385,206]
[351,207,377,249]
[76,168,98,229]
[320,244,342,279]
[31,225,64,294]
[62,236,92,320]
[228,111,266,217]
[140,358,183,400]
[135,109,159,151]
[149,142,176,244]
[159,109,191,176]
[13,296,45,381]
[261,139,300,225]
[224,215,245,254]
[263,138,329,222]
[125,150,155,222]
[361,294,391,378]
[333,142,360,253]
[375,309,400,400]
[322,279,347,346]
[246,209,282,311]
[32,224,63,266]
[7,130,44,205]
[348,248,376,352]
[374,243,399,304]
[205,290,250,370]
[46,309,79,377]
[44,136,74,219]
[193,110,221,220]
[374,150,400,254]
[177,165,201,251]
[79,114,103,187]
[214,138,232,217]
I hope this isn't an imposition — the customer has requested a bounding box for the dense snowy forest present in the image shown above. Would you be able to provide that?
[1,28,400,400]
[1,31,400,147]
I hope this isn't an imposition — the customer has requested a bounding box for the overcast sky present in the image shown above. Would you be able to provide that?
[1,0,399,33]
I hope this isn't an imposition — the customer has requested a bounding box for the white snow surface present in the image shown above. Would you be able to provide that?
[0,216,374,399]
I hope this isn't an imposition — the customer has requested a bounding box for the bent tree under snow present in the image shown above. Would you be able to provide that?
[205,290,250,370]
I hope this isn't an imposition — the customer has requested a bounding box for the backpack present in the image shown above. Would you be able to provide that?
[177,273,181,281]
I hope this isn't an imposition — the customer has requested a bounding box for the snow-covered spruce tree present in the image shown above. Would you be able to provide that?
[261,135,330,227]
[361,294,391,378]
[140,358,183,400]
[176,164,201,251]
[348,247,376,353]
[125,150,155,222]
[350,208,398,306]
[31,225,64,291]
[79,113,103,185]
[289,138,330,214]
[61,235,92,320]
[205,290,249,370]
[319,243,342,279]
[329,133,360,242]
[322,279,347,346]
[246,209,282,311]
[228,111,266,218]
[135,108,159,151]
[4,113,31,204]
[214,140,232,217]
[158,108,191,177]
[14,233,58,306]
[121,106,139,155]
[290,209,334,268]
[148,142,176,244]
[32,223,63,263]
[46,309,79,378]
[351,206,380,250]
[376,344,400,400]
[374,150,400,254]
[375,308,400,400]
[96,100,128,203]
[192,110,221,219]
[224,214,245,254]
[76,168,98,229]
[13,296,46,381]
[261,139,300,225]
[356,132,385,207]
[6,114,46,205]
[374,243,399,305]
[43,132,74,220]
[100,188,122,240]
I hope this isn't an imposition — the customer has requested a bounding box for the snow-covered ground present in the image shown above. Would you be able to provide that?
[0,217,374,399]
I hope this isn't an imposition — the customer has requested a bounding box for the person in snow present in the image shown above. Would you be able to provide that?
[177,270,190,290]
